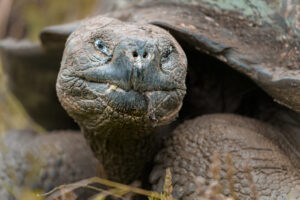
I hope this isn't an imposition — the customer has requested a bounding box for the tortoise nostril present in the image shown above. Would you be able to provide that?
[131,50,148,58]
[143,52,148,58]
[132,51,138,58]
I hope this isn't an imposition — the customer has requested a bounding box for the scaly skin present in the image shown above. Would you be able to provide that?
[0,1,299,199]
[150,114,300,199]
[56,16,300,199]
[56,16,187,183]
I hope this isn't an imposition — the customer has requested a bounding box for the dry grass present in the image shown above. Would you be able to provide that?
[0,2,295,200]
[34,154,259,200]
[0,146,263,200]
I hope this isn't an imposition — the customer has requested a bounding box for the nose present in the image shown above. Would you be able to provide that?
[118,40,159,91]
[111,39,159,91]
[112,39,157,72]
[78,38,161,92]
[130,41,150,60]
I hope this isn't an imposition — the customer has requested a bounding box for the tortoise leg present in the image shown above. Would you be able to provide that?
[0,130,99,199]
[150,114,300,200]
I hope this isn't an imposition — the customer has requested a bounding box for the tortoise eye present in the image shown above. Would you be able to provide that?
[161,46,173,61]
[94,38,109,55]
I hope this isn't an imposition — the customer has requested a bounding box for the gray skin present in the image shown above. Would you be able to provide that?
[1,1,300,199]
[56,17,187,183]
[55,16,300,199]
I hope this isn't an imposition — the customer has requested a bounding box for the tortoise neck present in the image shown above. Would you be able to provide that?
[81,124,160,184]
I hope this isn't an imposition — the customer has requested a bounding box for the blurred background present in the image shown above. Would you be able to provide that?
[0,0,147,136]
[0,0,101,135]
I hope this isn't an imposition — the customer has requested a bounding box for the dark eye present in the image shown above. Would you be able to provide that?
[94,38,109,55]
[161,46,173,61]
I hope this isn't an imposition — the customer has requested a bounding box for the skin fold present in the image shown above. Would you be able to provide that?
[56,16,187,183]
[55,16,300,199]
[0,3,300,199]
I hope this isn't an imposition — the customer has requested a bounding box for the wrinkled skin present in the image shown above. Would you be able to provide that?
[57,17,187,183]
[1,0,300,130]
[151,114,300,199]
[55,16,300,199]
[1,1,300,199]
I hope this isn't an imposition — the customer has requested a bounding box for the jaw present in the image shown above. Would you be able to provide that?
[56,19,187,132]
[56,74,178,183]
[55,16,187,183]
[56,73,185,134]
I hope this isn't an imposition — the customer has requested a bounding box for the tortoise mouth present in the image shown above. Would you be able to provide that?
[66,75,183,120]
[75,64,183,94]
[77,74,180,93]
[87,81,149,116]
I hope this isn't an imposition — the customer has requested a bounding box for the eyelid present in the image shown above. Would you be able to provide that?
[162,45,173,57]
[94,38,110,55]
[94,38,104,47]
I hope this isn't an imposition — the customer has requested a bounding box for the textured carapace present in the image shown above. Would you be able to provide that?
[1,1,300,199]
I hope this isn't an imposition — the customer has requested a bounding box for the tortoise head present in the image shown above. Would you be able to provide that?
[56,16,187,134]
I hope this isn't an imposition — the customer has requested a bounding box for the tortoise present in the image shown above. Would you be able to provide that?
[0,0,300,199]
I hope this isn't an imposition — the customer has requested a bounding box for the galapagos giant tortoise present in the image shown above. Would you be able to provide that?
[0,0,300,199]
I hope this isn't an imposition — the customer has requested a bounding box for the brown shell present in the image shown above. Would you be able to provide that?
[1,0,300,130]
